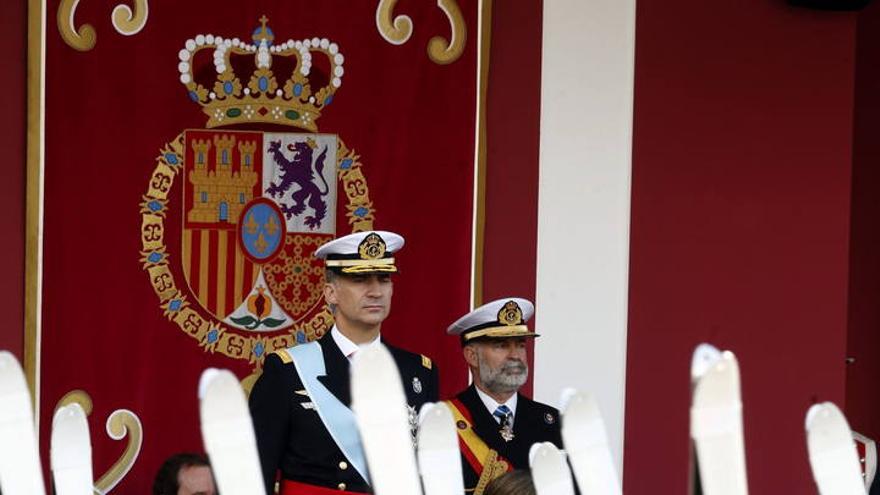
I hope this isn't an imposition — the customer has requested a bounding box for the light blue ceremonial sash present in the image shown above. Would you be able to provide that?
[285,342,370,484]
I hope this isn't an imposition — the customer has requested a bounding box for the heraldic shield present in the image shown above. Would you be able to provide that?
[141,18,376,366]
[181,130,337,330]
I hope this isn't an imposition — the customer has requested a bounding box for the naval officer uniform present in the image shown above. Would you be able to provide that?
[249,231,439,494]
[444,298,563,494]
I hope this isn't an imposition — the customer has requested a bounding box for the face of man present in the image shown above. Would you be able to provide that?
[176,465,215,495]
[324,273,394,334]
[466,338,529,398]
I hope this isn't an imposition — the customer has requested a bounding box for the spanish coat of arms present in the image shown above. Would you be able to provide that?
[140,17,376,369]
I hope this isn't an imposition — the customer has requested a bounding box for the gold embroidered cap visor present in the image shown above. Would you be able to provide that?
[461,325,540,342]
[325,257,398,274]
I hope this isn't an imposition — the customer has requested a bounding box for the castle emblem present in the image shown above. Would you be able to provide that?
[140,17,377,366]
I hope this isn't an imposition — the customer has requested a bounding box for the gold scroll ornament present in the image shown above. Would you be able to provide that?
[55,390,144,494]
[57,0,149,51]
[58,1,462,60]
[376,0,466,64]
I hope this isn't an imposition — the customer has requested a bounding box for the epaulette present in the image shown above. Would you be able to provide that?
[421,354,432,369]
[273,349,293,364]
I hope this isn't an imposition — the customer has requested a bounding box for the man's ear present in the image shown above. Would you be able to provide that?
[463,343,480,368]
[323,282,337,305]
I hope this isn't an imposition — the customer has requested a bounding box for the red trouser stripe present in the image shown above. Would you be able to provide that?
[280,479,365,495]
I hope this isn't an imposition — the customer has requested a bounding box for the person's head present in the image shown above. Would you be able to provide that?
[324,270,394,332]
[484,469,536,495]
[465,337,529,397]
[447,298,538,400]
[315,231,404,335]
[152,453,216,495]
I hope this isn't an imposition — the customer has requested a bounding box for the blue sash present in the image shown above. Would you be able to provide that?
[285,342,370,484]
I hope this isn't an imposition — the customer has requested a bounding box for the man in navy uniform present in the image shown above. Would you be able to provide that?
[249,230,439,494]
[445,298,563,495]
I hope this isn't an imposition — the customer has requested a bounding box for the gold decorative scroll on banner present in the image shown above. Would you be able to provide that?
[57,0,465,64]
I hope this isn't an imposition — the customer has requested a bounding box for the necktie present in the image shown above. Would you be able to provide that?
[493,405,513,427]
[494,405,515,442]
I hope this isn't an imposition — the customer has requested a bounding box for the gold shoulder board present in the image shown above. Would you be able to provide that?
[274,350,293,364]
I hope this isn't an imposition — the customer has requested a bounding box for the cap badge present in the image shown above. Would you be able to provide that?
[497,301,524,326]
[544,412,555,424]
[358,233,386,260]
[412,377,423,394]
[457,420,468,430]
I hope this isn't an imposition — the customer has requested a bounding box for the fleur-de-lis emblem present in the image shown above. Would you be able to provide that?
[265,215,279,236]
[245,212,259,235]
[255,233,268,254]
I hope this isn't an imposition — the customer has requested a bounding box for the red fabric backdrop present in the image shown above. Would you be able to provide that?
[626,1,856,493]
[0,0,25,362]
[846,0,880,443]
[41,0,475,491]
[482,0,542,395]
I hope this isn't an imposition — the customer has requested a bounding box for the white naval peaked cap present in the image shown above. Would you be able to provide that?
[314,230,404,274]
[447,297,539,343]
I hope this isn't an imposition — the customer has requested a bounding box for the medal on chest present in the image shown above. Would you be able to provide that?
[407,404,419,447]
[499,422,515,442]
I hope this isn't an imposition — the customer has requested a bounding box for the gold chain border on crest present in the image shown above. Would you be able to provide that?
[139,133,373,368]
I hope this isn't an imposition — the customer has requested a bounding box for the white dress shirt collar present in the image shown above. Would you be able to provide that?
[331,325,380,361]
[474,384,518,426]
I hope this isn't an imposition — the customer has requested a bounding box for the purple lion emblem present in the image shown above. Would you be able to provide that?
[265,139,330,230]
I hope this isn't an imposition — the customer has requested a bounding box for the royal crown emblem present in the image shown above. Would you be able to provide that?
[497,301,524,326]
[177,15,343,130]
[140,18,376,370]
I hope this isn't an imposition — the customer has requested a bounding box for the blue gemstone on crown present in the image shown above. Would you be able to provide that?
[259,77,269,92]
[324,95,333,106]
[207,329,219,344]
[354,207,368,218]
[188,91,199,102]
[254,342,265,357]
[164,153,178,164]
[224,81,233,94]
[169,299,182,311]
[340,158,353,170]
[148,252,163,263]
[293,83,302,96]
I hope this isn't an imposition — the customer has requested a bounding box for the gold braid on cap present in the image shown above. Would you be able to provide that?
[327,258,398,273]
[324,233,397,273]
[462,325,534,341]
[462,301,537,341]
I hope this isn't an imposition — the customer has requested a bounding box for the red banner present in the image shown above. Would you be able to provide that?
[40,0,476,491]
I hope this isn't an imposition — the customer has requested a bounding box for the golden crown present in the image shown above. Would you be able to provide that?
[178,16,344,130]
